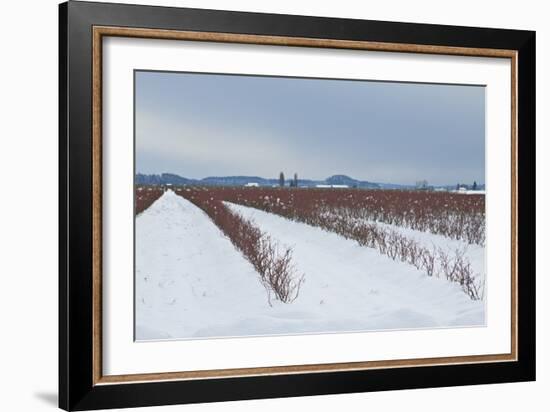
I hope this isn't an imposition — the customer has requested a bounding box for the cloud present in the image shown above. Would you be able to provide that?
[136,108,318,179]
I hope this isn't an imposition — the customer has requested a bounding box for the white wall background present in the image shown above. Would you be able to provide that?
[0,0,546,411]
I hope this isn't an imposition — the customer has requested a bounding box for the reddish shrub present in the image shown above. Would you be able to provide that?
[138,185,483,300]
[215,187,485,245]
[174,187,304,304]
[135,185,164,214]
[215,187,484,300]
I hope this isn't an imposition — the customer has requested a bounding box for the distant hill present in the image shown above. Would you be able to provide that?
[201,176,279,186]
[325,174,380,189]
[135,172,420,189]
[136,173,193,185]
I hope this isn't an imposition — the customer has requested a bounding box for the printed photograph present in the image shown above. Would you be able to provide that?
[134,70,486,341]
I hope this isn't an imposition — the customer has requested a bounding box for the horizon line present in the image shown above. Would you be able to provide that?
[135,172,485,187]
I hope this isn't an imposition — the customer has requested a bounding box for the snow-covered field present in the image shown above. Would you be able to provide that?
[135,191,485,340]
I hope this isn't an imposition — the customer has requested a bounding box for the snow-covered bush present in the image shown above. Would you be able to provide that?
[220,187,485,245]
[219,187,483,300]
[175,187,304,304]
[144,185,482,300]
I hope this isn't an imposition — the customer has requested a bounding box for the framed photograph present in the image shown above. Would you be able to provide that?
[59,1,535,410]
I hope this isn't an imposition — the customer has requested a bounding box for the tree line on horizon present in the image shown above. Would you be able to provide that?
[279,172,299,188]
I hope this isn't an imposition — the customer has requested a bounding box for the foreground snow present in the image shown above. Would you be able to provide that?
[135,191,269,340]
[136,191,484,340]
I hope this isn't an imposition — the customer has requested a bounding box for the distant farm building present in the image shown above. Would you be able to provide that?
[315,184,349,189]
[245,182,259,187]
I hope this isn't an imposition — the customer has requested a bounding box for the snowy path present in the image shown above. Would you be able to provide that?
[135,191,484,341]
[135,191,269,340]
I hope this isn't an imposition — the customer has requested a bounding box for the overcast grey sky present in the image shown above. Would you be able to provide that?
[135,70,485,186]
